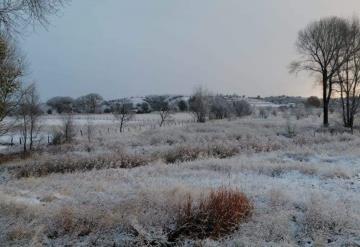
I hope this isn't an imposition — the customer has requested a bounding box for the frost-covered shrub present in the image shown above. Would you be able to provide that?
[168,188,253,241]
[239,138,282,153]
[301,197,353,238]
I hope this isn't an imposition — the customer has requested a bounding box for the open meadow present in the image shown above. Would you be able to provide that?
[0,111,360,246]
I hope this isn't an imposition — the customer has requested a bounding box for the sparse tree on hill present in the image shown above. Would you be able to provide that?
[158,101,172,127]
[112,100,134,133]
[0,34,23,135]
[335,18,360,129]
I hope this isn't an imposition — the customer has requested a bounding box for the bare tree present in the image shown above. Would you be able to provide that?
[232,100,252,118]
[290,16,360,126]
[0,0,67,34]
[158,101,172,127]
[61,113,75,143]
[18,83,41,152]
[0,34,23,135]
[189,87,210,123]
[112,100,134,133]
[85,115,94,144]
[335,18,360,129]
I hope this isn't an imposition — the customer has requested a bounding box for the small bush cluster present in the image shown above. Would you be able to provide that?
[13,152,152,178]
[163,144,239,163]
[168,187,253,241]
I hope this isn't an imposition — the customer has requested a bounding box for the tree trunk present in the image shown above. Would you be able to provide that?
[29,119,34,151]
[120,121,123,133]
[323,73,329,127]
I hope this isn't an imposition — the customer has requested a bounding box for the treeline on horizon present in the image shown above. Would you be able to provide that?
[42,93,320,115]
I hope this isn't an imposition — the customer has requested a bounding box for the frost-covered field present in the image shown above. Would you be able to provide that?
[0,113,360,246]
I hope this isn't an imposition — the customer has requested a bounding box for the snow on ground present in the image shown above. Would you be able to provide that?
[0,113,360,246]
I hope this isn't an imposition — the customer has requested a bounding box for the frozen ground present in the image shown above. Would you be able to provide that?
[0,113,360,246]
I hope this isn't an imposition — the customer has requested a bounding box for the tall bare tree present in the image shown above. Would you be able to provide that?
[290,16,360,126]
[335,18,360,129]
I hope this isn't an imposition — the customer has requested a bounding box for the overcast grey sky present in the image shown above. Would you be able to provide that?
[19,0,360,100]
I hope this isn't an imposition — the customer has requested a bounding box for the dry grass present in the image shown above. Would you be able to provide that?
[168,187,253,241]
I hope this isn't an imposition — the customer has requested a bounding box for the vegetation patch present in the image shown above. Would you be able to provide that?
[12,153,152,178]
[168,187,253,241]
[163,144,239,164]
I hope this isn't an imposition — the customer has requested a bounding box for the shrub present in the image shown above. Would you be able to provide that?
[51,131,64,145]
[164,146,204,163]
[306,96,321,108]
[208,144,239,159]
[13,152,152,178]
[168,187,253,241]
[189,87,210,123]
[178,100,188,112]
